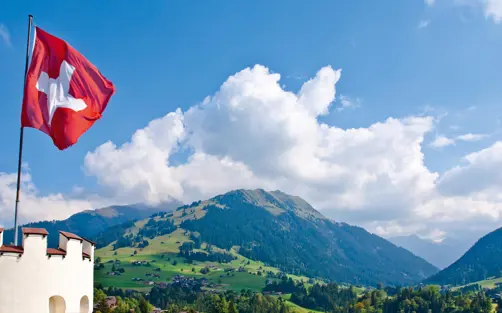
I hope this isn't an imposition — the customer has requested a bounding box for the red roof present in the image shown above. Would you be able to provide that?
[22,228,48,236]
[0,228,4,233]
[0,245,24,254]
[81,236,96,246]
[0,245,92,259]
[47,248,66,256]
[60,231,83,241]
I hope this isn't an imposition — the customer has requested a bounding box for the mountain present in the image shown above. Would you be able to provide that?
[3,201,182,247]
[425,226,502,286]
[98,189,438,286]
[389,235,473,269]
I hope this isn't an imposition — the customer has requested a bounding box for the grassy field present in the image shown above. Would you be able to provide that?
[94,207,327,312]
[452,277,502,290]
[94,227,315,293]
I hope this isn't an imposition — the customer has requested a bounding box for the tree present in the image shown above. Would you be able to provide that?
[95,299,111,313]
[228,301,238,313]
[279,302,289,313]
[138,297,151,313]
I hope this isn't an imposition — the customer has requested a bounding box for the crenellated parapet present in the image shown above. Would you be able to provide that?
[0,228,94,261]
[0,228,95,313]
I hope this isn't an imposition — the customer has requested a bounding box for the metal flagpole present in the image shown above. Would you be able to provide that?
[14,14,34,246]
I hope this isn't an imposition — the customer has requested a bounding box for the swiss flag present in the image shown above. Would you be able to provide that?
[21,27,115,150]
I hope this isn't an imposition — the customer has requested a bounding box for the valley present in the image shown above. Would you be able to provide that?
[9,189,502,312]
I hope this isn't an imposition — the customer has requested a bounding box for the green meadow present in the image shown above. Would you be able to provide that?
[94,227,315,293]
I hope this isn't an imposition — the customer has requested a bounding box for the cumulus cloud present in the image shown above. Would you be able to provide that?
[337,95,361,111]
[430,135,455,148]
[437,141,502,198]
[0,171,101,227]
[456,133,488,141]
[484,0,502,22]
[428,133,487,149]
[0,24,11,47]
[427,0,502,23]
[84,64,446,236]
[5,64,502,242]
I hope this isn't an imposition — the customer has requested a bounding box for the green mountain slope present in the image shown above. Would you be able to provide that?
[3,201,181,247]
[425,226,502,286]
[95,189,437,287]
[181,189,437,286]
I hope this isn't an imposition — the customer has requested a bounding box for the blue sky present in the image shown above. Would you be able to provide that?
[1,0,502,241]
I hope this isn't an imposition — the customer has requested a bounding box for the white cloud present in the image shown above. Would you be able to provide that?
[484,0,502,23]
[418,20,431,29]
[83,65,502,240]
[425,0,435,6]
[0,24,11,47]
[430,135,455,148]
[337,95,361,111]
[85,65,442,235]
[456,133,488,141]
[4,64,502,243]
[445,0,502,23]
[0,171,102,227]
[437,141,502,198]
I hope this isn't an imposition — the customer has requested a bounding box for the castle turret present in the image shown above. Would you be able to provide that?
[0,228,95,313]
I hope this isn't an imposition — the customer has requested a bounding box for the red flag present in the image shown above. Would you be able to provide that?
[21,27,115,150]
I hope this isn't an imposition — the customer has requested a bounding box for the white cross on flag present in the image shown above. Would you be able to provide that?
[21,27,115,150]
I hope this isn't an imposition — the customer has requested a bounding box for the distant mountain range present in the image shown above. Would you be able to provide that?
[425,226,502,286]
[389,235,474,269]
[3,201,182,247]
[94,189,439,286]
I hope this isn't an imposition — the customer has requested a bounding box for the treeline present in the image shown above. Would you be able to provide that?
[94,221,136,249]
[290,283,496,313]
[264,276,304,294]
[112,218,177,250]
[138,218,176,239]
[94,287,152,313]
[147,286,291,313]
[291,283,358,311]
[95,282,502,313]
[180,199,434,286]
[178,241,235,263]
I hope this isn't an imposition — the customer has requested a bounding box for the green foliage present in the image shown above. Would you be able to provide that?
[181,190,437,286]
[138,297,152,313]
[290,283,358,311]
[288,284,494,313]
[426,226,502,286]
[139,218,176,239]
[179,241,235,263]
[95,220,136,249]
[264,276,302,294]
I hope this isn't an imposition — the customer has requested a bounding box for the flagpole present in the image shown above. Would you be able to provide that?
[14,14,33,246]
